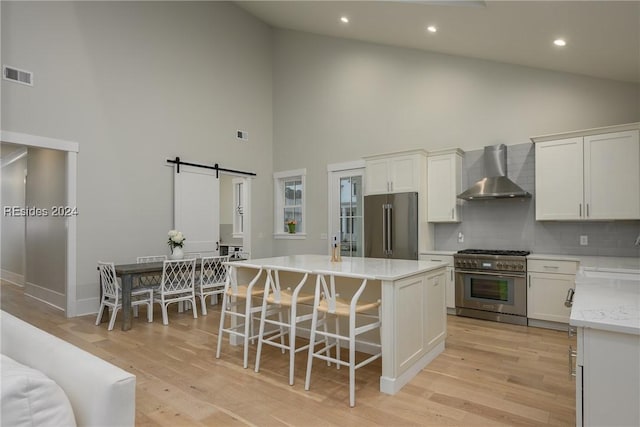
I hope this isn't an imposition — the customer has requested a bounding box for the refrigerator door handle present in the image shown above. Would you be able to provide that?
[382,204,387,255]
[387,204,393,255]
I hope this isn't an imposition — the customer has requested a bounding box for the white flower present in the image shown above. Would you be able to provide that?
[167,230,186,248]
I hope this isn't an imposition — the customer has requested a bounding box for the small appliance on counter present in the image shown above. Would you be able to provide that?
[220,245,243,258]
[454,249,530,325]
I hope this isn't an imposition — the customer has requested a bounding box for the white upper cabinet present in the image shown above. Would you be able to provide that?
[364,150,426,195]
[427,149,464,222]
[533,124,640,221]
[535,137,584,220]
[584,131,640,219]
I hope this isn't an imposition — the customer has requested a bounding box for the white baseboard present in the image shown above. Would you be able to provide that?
[379,341,445,395]
[24,282,65,311]
[75,297,100,317]
[527,318,569,331]
[1,269,24,287]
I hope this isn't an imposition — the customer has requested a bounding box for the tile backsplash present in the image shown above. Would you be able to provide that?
[434,143,640,257]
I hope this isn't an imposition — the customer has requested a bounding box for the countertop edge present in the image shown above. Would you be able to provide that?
[375,262,448,281]
[569,317,640,336]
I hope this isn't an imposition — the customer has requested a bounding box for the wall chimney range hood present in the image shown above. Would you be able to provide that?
[457,144,531,200]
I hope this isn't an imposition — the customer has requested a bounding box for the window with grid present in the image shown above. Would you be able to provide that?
[274,169,306,238]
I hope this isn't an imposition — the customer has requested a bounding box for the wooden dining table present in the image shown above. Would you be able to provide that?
[111,261,166,331]
[108,258,228,331]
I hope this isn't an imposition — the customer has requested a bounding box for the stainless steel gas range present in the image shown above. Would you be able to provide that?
[454,249,530,325]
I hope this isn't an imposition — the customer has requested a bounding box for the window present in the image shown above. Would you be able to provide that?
[274,169,306,238]
[232,178,244,238]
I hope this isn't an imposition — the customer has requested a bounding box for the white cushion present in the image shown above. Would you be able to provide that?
[1,354,77,427]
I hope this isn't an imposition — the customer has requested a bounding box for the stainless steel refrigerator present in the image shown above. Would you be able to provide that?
[364,192,418,260]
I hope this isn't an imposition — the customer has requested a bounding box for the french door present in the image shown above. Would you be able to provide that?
[329,168,364,258]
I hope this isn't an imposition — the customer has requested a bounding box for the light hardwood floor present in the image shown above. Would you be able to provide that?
[1,281,576,426]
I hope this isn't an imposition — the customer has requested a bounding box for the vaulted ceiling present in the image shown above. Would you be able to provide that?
[237,1,640,83]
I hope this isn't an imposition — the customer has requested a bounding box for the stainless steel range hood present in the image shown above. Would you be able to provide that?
[457,144,531,200]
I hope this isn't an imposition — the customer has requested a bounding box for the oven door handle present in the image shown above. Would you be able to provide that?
[456,269,526,279]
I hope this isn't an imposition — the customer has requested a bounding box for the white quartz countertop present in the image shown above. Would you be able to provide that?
[570,269,640,335]
[230,254,447,281]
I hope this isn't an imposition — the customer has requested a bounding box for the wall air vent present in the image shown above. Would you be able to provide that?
[3,65,33,86]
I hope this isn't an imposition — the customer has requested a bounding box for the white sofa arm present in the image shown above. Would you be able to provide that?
[1,311,136,426]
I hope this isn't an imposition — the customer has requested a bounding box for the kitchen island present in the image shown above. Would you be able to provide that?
[570,267,640,427]
[230,254,448,395]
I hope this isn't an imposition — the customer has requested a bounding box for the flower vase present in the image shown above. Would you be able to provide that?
[170,246,184,260]
[287,224,296,234]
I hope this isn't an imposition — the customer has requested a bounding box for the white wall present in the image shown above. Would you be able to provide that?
[1,1,273,313]
[25,147,67,307]
[271,29,640,256]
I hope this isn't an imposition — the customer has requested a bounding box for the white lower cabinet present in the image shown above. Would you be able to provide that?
[394,267,447,376]
[420,253,455,311]
[425,270,446,351]
[576,327,640,427]
[527,259,578,324]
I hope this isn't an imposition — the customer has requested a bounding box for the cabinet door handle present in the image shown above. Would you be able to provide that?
[564,288,575,308]
[451,208,454,219]
[568,345,577,378]
[528,274,531,288]
[586,203,590,217]
[579,203,582,217]
[543,265,560,269]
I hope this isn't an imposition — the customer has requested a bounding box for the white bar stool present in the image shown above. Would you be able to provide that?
[304,270,381,407]
[254,265,316,385]
[216,262,266,369]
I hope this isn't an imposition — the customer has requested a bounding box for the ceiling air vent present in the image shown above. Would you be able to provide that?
[3,65,33,86]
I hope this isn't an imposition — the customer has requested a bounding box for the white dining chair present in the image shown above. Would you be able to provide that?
[96,261,154,331]
[196,255,230,315]
[216,262,268,369]
[304,270,381,407]
[254,265,317,385]
[136,255,167,287]
[153,259,198,325]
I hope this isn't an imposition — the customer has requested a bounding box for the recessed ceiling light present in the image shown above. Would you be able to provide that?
[427,25,437,33]
[553,38,567,47]
[340,16,349,24]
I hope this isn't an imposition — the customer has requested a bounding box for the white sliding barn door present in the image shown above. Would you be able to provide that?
[174,165,220,256]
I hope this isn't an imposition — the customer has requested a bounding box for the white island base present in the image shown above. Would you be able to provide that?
[230,255,448,395]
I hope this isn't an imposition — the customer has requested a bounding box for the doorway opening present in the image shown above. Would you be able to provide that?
[0,130,78,316]
[219,172,251,259]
